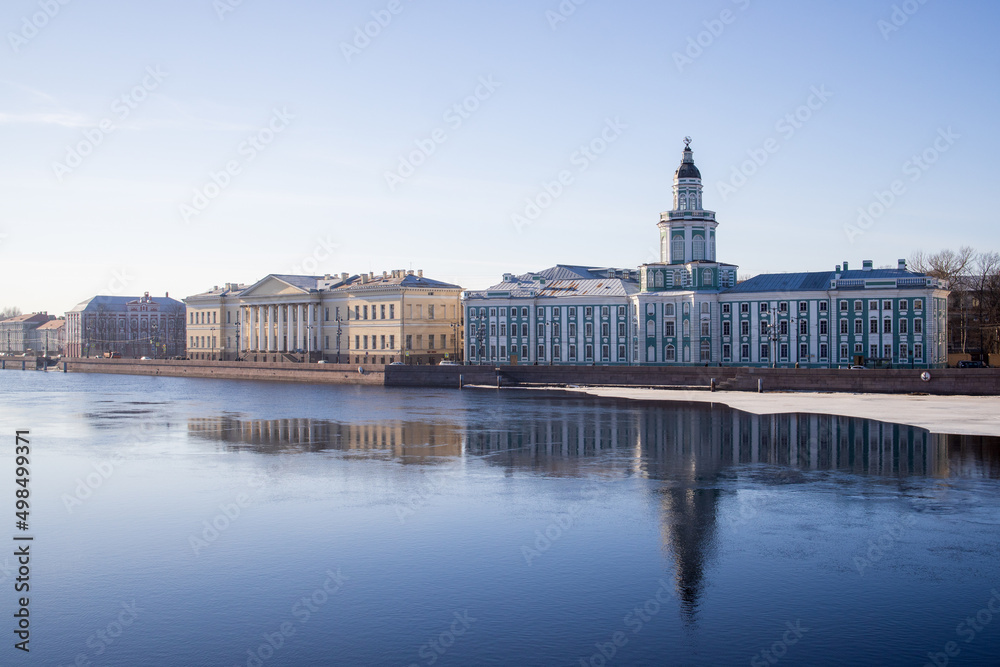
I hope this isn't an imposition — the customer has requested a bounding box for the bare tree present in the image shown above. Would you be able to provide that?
[0,306,22,320]
[908,246,975,289]
[973,251,1000,357]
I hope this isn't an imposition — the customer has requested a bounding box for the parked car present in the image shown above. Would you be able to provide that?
[389,362,405,366]
[848,365,867,370]
[957,360,987,368]
[316,360,328,364]
[439,361,460,366]
[140,356,151,360]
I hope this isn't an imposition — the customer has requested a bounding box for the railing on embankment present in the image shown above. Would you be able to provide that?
[0,357,43,371]
[52,359,1000,395]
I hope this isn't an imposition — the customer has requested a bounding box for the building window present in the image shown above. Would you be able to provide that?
[499,323,506,337]
[521,345,528,360]
[671,238,684,261]
[854,300,863,312]
[741,344,749,360]
[800,343,809,360]
[722,344,731,359]
[693,236,705,260]
[585,322,593,337]
[405,335,412,350]
[900,343,908,359]
[799,301,808,312]
[869,300,878,311]
[883,319,892,334]
[854,319,863,335]
[664,322,676,336]
[914,343,923,360]
[779,321,788,336]
[665,344,676,361]
[522,324,528,337]
[618,306,627,318]
[585,307,593,318]
[779,302,788,313]
[428,305,435,320]
[800,320,808,335]
[702,268,712,285]
[701,321,710,337]
[390,335,395,349]
[914,319,922,334]
[840,301,848,312]
[722,303,730,315]
[741,321,749,336]
[522,307,528,318]
[899,319,908,334]
[819,320,828,335]
[500,308,507,317]
[601,323,610,337]
[601,306,610,319]
[883,300,892,311]
[840,320,848,335]
[760,344,769,360]
[354,306,360,320]
[585,344,593,360]
[553,307,561,318]
[855,343,864,354]
[914,300,923,311]
[618,344,626,361]
[883,344,892,359]
[899,300,908,312]
[760,302,768,313]
[665,304,675,317]
[569,322,577,337]
[537,323,544,337]
[601,344,610,360]
[491,325,498,337]
[722,321,731,337]
[870,319,878,334]
[569,344,576,361]
[840,343,849,359]
[779,343,788,359]
[819,302,828,312]
[870,344,879,359]
[617,322,626,337]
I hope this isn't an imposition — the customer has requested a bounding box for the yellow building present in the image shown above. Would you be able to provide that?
[183,270,463,365]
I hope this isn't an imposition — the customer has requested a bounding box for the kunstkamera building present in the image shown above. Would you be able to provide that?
[463,140,948,368]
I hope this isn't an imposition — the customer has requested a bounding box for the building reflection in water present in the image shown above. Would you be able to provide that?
[186,400,999,622]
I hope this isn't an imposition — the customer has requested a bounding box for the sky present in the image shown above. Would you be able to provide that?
[1,0,998,315]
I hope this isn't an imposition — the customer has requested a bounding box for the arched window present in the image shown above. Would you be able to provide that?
[654,272,663,288]
[703,269,712,286]
[693,236,705,261]
[683,320,690,337]
[647,271,654,288]
[679,194,687,209]
[646,321,655,337]
[664,304,675,317]
[700,340,711,362]
[671,239,684,263]
[665,345,676,361]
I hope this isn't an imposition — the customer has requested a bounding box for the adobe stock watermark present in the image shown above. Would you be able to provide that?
[921,588,1000,667]
[57,600,143,667]
[511,117,627,234]
[7,0,73,54]
[61,420,152,513]
[843,126,958,244]
[546,0,588,31]
[384,76,501,192]
[673,0,752,73]
[407,610,477,667]
[178,107,294,224]
[288,235,339,275]
[852,512,916,576]
[716,85,833,203]
[749,620,810,666]
[878,0,931,40]
[236,568,347,667]
[521,478,615,566]
[214,0,248,21]
[52,66,168,182]
[188,492,252,556]
[341,0,415,63]
[577,577,679,666]
[394,463,461,524]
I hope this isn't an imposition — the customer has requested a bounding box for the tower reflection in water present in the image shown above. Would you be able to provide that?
[187,398,999,621]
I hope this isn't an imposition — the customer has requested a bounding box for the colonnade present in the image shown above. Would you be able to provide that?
[242,303,320,353]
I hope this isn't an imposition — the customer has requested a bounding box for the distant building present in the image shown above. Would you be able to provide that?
[0,313,50,354]
[184,270,464,365]
[65,293,186,358]
[464,139,949,368]
[34,319,66,356]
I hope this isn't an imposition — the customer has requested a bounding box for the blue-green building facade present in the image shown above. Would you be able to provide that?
[463,140,948,368]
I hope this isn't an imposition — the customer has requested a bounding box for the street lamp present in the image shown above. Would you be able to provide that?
[235,312,241,361]
[336,314,342,364]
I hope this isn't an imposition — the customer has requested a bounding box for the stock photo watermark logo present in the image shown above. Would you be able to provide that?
[921,588,1000,667]
[749,620,810,667]
[521,504,582,565]
[236,568,347,667]
[57,600,143,667]
[188,492,252,556]
[288,235,339,275]
[878,0,932,40]
[408,610,476,667]
[852,512,916,576]
[673,0,752,73]
[179,107,294,224]
[384,75,501,192]
[716,85,833,203]
[7,0,72,53]
[843,126,958,244]
[340,0,415,63]
[546,0,588,31]
[578,578,678,666]
[394,464,461,524]
[51,66,168,182]
[511,117,627,234]
[214,0,248,21]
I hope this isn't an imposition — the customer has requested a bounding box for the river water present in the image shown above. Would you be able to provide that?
[1,371,999,666]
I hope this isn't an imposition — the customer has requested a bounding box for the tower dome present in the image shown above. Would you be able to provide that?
[675,138,702,180]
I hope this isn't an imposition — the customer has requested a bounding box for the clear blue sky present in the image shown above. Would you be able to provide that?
[2,0,998,315]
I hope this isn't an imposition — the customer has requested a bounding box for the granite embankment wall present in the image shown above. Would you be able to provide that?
[62,358,386,385]
[48,359,1000,395]
[0,357,42,371]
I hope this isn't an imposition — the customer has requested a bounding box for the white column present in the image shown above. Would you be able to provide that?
[259,306,267,352]
[278,306,286,352]
[296,304,304,351]
[268,305,277,352]
[248,306,257,351]
[307,304,314,353]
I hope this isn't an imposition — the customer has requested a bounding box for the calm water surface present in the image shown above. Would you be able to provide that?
[1,371,999,666]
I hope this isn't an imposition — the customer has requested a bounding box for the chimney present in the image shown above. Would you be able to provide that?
[835,265,841,273]
[383,271,388,280]
[324,274,332,280]
[165,292,169,298]
[862,260,873,271]
[341,272,349,281]
[213,286,219,291]
[417,269,423,278]
[843,261,849,271]
[360,274,369,284]
[369,271,375,281]
[408,270,414,276]
[898,259,907,271]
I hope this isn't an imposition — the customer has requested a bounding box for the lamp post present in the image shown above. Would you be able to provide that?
[235,312,241,361]
[335,314,342,364]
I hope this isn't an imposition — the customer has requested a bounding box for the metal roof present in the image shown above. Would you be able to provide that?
[724,268,932,294]
[67,295,185,313]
